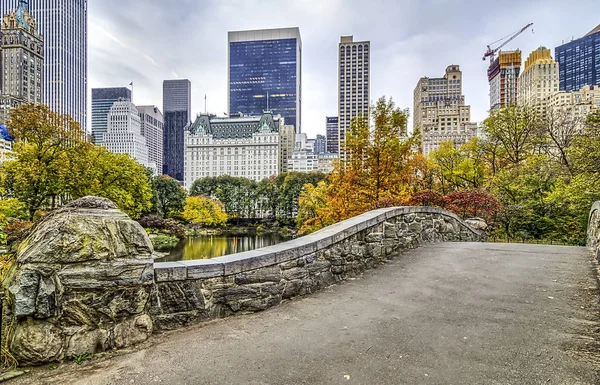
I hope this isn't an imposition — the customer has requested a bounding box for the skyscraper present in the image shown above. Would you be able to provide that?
[163,79,191,182]
[1,0,88,131]
[137,105,164,175]
[413,65,478,156]
[555,24,600,92]
[338,36,370,159]
[0,1,43,125]
[91,87,131,144]
[325,116,339,154]
[104,100,149,170]
[228,27,302,132]
[488,50,521,111]
[517,48,559,108]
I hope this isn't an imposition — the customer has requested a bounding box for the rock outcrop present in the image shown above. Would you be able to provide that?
[2,196,154,365]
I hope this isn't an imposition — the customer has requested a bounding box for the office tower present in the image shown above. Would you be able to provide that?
[326,116,339,154]
[413,65,478,156]
[556,24,600,92]
[0,1,43,125]
[184,113,282,189]
[313,134,326,155]
[488,50,521,110]
[137,105,164,175]
[163,79,191,182]
[279,124,295,174]
[338,36,370,159]
[2,0,88,131]
[228,27,302,132]
[91,87,131,144]
[103,100,150,170]
[517,48,559,108]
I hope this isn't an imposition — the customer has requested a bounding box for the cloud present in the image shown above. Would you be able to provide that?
[89,0,599,136]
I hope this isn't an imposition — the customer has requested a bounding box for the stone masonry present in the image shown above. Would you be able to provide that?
[150,207,484,331]
[2,197,154,365]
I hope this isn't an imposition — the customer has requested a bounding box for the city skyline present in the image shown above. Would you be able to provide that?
[85,1,597,138]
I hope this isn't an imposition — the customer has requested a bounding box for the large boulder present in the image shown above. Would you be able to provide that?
[2,196,155,365]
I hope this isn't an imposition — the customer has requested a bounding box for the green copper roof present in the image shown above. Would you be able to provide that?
[15,0,29,30]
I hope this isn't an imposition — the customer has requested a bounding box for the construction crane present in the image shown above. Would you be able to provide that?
[482,23,534,63]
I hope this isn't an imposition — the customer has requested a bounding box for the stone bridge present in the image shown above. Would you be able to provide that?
[3,197,600,384]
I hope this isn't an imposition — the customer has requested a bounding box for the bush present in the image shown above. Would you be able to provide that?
[5,219,35,250]
[138,215,186,239]
[151,233,179,251]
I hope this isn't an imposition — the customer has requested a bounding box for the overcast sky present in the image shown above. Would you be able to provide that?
[88,0,599,138]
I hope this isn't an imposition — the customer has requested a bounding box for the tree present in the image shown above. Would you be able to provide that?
[151,175,186,218]
[296,181,335,235]
[444,189,501,223]
[539,106,583,174]
[183,196,228,227]
[4,104,85,218]
[326,97,416,219]
[429,139,486,192]
[483,106,542,166]
[68,146,153,219]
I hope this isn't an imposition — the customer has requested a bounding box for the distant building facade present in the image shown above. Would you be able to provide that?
[103,100,150,171]
[544,85,600,125]
[228,28,302,132]
[163,79,191,181]
[137,105,164,174]
[313,134,326,154]
[0,1,43,125]
[2,0,89,131]
[413,65,478,156]
[184,113,282,189]
[91,87,131,144]
[326,116,339,154]
[517,48,559,107]
[488,50,522,111]
[279,124,294,174]
[338,36,370,159]
[555,25,600,92]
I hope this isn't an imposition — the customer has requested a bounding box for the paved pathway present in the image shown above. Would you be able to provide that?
[8,243,600,385]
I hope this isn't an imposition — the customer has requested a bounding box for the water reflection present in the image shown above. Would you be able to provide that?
[159,234,290,262]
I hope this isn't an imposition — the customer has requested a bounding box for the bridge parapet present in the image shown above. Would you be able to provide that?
[152,206,484,331]
[587,202,600,259]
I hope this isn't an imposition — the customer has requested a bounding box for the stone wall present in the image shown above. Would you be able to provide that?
[151,207,483,331]
[587,201,600,260]
[2,197,154,365]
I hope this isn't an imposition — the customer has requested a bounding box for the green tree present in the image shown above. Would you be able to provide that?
[151,175,186,218]
[183,196,228,227]
[296,181,335,235]
[483,106,542,166]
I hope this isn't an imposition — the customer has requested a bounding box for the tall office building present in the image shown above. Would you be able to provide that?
[228,27,302,132]
[103,100,149,170]
[488,50,521,111]
[338,36,370,159]
[2,0,88,131]
[413,65,478,156]
[137,105,164,175]
[517,48,559,108]
[0,1,43,125]
[555,24,600,92]
[326,116,339,154]
[91,87,131,144]
[279,124,295,174]
[313,134,326,154]
[163,79,191,182]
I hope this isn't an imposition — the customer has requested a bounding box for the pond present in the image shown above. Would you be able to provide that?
[157,233,291,262]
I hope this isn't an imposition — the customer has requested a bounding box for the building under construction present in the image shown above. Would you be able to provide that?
[488,50,522,111]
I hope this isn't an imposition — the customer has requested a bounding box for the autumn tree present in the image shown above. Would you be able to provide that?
[296,181,335,235]
[183,196,228,227]
[4,104,85,218]
[326,97,416,220]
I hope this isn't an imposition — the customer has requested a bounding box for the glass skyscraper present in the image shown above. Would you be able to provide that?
[555,25,600,92]
[163,79,191,182]
[228,28,302,132]
[1,0,88,132]
[91,87,131,145]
